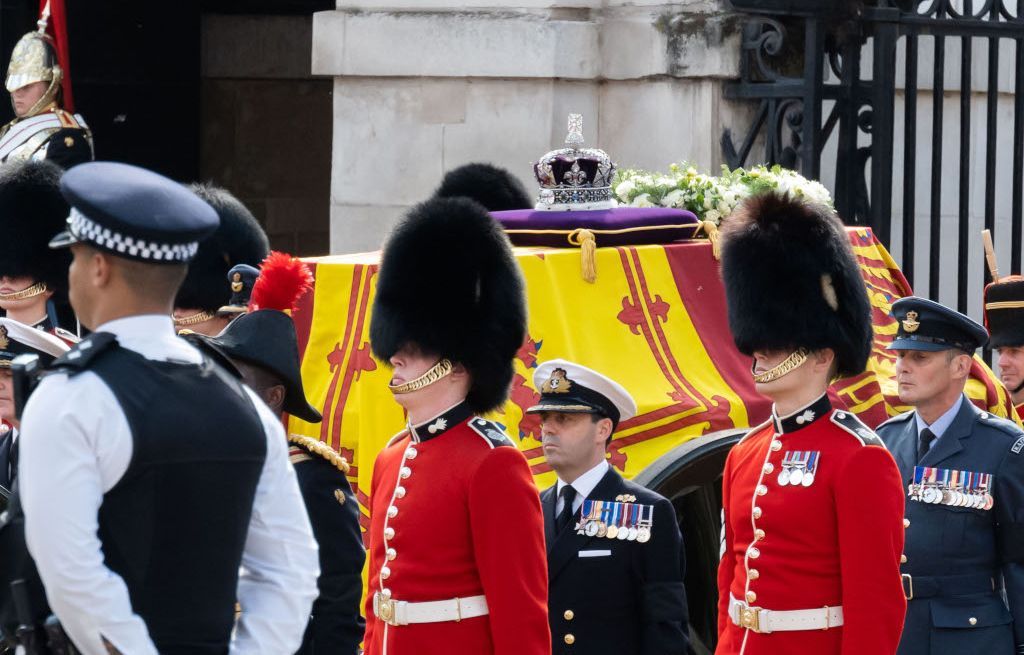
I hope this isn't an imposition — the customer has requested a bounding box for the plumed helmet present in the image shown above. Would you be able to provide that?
[370,197,528,414]
[719,191,873,378]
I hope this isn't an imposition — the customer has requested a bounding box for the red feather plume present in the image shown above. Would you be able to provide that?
[249,251,314,313]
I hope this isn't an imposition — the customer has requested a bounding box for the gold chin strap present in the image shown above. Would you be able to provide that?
[0,282,47,302]
[752,348,810,384]
[389,358,454,395]
[173,310,216,328]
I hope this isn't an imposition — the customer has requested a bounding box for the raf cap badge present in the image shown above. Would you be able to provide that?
[231,272,244,293]
[902,310,921,333]
[0,326,9,350]
[542,368,573,394]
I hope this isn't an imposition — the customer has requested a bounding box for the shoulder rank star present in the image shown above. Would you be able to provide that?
[615,494,636,502]
[427,417,448,434]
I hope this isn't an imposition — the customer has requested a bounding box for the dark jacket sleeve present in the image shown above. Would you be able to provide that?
[994,438,1024,649]
[294,459,365,655]
[638,495,689,655]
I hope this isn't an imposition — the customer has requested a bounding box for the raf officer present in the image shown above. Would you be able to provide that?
[530,359,689,655]
[878,296,1024,655]
[984,276,1024,416]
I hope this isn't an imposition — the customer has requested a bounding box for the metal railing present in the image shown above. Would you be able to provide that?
[722,1,1024,314]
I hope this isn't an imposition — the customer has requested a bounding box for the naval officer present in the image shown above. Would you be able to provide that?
[878,296,1024,655]
[531,359,690,655]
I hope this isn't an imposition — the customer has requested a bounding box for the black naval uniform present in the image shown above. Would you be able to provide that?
[288,435,364,655]
[542,466,689,655]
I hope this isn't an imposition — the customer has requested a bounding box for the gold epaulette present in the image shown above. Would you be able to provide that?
[54,109,80,128]
[287,434,350,473]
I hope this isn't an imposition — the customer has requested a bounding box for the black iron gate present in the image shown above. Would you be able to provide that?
[722,0,1024,314]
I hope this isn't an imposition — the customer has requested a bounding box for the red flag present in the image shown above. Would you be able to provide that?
[38,0,73,113]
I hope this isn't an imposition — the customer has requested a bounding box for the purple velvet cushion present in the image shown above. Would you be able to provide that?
[491,207,701,247]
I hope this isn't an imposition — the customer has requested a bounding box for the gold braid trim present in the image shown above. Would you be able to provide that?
[287,434,350,474]
[173,310,216,327]
[752,348,809,384]
[0,282,47,301]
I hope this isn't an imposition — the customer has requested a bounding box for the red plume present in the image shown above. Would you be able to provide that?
[249,251,314,313]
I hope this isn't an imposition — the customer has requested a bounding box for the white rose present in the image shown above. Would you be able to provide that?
[661,189,685,207]
[615,179,636,201]
[632,193,653,208]
[704,209,721,224]
[703,195,715,210]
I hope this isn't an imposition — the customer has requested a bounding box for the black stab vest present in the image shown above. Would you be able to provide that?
[86,341,267,654]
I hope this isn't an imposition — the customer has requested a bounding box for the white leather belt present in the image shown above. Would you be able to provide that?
[372,592,488,627]
[729,594,844,633]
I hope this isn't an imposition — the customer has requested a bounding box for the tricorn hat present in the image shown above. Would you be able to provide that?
[0,160,71,293]
[434,162,532,212]
[985,276,1024,349]
[205,252,321,423]
[370,197,528,414]
[175,184,269,313]
[720,192,873,378]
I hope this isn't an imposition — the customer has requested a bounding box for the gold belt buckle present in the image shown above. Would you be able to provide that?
[375,594,398,626]
[739,606,762,633]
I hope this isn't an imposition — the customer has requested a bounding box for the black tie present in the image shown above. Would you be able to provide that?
[556,485,578,533]
[918,427,936,463]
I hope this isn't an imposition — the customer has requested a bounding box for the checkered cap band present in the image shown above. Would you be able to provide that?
[68,208,200,262]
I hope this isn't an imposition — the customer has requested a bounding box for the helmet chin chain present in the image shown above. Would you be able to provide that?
[0,281,47,302]
[752,348,810,384]
[389,358,453,395]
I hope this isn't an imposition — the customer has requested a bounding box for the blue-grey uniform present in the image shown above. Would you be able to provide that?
[877,296,1024,655]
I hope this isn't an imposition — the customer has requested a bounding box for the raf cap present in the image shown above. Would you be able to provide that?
[49,162,219,263]
[888,296,989,353]
[0,318,69,367]
[527,359,637,430]
[984,276,1024,349]
[218,264,260,316]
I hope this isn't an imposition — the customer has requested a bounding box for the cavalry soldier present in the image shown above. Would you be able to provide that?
[363,197,550,655]
[0,12,92,167]
[0,160,78,340]
[715,192,906,654]
[197,251,364,655]
[984,276,1024,417]
[530,359,689,655]
[173,184,269,336]
[878,297,1024,655]
[18,162,318,654]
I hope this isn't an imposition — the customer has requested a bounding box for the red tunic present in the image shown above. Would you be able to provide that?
[715,398,906,655]
[363,404,550,655]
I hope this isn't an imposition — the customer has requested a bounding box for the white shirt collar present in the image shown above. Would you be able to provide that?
[556,459,610,499]
[914,393,965,440]
[93,314,202,364]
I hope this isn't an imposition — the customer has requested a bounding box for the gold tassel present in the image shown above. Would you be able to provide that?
[701,220,721,260]
[568,228,597,283]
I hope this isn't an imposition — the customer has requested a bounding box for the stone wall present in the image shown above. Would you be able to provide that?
[200,13,332,255]
[312,1,750,254]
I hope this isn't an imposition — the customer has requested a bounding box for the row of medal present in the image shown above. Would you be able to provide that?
[908,465,994,510]
[777,451,821,487]
[575,499,653,543]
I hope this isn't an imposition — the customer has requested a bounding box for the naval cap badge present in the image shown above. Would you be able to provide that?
[541,368,573,394]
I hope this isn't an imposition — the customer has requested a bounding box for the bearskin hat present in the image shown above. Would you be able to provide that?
[370,197,527,414]
[720,192,872,378]
[0,160,70,292]
[175,184,269,312]
[434,162,532,212]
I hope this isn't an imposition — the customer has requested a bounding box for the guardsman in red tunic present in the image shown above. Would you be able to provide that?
[362,198,550,655]
[714,192,906,655]
[984,276,1024,419]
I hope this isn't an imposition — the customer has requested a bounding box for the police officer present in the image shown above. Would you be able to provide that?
[173,184,269,336]
[529,359,689,655]
[878,296,1024,655]
[363,198,550,655]
[0,160,78,338]
[199,252,364,655]
[17,162,319,655]
[984,276,1024,416]
[715,192,906,654]
[0,13,92,167]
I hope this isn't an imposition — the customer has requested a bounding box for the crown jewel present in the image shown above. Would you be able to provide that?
[533,114,616,211]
